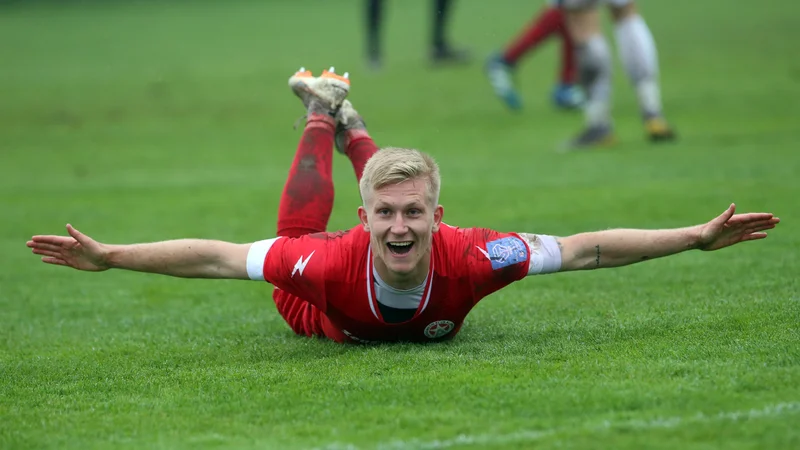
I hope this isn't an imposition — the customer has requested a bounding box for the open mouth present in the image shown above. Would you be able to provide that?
[386,241,414,255]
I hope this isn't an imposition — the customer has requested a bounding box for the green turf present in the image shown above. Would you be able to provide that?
[1,0,799,449]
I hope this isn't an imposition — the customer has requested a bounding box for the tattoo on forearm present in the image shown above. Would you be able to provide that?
[595,245,601,267]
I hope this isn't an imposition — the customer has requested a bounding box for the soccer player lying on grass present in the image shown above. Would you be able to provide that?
[27,67,780,344]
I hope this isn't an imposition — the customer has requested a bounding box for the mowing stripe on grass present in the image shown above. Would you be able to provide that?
[318,402,800,450]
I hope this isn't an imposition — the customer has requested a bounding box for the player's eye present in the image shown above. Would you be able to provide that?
[377,208,391,216]
[407,208,422,216]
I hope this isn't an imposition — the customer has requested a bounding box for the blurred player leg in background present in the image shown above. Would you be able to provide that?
[562,4,616,148]
[365,0,469,70]
[486,2,583,110]
[430,0,470,64]
[609,1,675,142]
[365,0,384,70]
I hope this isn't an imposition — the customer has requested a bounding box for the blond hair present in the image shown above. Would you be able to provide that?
[359,147,441,206]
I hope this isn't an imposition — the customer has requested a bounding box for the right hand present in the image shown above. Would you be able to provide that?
[27,224,110,271]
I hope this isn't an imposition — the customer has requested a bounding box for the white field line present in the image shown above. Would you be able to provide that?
[316,402,800,450]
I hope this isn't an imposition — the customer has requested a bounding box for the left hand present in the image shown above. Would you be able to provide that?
[697,204,780,251]
[26,224,111,271]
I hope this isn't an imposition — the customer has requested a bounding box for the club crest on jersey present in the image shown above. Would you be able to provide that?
[485,237,528,270]
[424,320,455,339]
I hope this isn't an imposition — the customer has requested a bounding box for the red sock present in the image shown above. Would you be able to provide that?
[503,7,565,64]
[557,18,577,84]
[276,114,336,238]
[342,129,378,182]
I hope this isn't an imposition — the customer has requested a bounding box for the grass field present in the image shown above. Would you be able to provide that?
[2,0,799,448]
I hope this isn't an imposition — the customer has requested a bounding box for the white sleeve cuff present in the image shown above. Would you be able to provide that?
[246,237,281,281]
[526,234,562,275]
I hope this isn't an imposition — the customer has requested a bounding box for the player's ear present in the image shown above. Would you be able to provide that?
[432,205,444,233]
[358,206,369,232]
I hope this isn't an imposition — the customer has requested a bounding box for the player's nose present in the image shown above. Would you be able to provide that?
[389,214,409,235]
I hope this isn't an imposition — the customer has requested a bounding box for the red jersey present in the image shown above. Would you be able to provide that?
[247,224,540,343]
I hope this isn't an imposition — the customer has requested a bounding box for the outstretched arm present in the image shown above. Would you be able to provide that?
[27,224,252,279]
[555,204,779,271]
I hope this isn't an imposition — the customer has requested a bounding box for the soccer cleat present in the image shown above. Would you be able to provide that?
[334,100,367,154]
[552,83,585,110]
[288,67,314,106]
[431,45,471,65]
[562,124,616,150]
[288,66,351,111]
[367,56,382,72]
[485,54,521,110]
[645,117,677,143]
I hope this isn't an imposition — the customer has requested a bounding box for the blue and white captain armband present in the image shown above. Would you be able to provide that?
[519,233,562,275]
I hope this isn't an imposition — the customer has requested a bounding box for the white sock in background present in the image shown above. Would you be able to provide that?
[615,14,663,119]
[578,34,613,128]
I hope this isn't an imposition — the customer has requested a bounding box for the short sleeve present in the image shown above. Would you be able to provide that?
[463,228,531,301]
[518,233,562,275]
[245,234,330,309]
[247,238,281,280]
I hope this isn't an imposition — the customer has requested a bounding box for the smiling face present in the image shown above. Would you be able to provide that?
[358,177,443,289]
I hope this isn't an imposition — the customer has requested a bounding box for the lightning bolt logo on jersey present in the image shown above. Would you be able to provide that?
[291,251,315,277]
